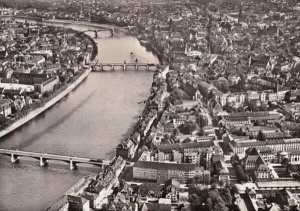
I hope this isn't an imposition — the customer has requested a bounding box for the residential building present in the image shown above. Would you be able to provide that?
[0,99,12,117]
[133,161,199,183]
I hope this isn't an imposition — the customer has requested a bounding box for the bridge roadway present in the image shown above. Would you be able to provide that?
[92,62,160,72]
[0,149,111,170]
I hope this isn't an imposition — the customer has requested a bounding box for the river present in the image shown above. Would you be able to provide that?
[0,21,159,211]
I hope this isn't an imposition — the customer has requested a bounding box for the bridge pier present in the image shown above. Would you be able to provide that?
[98,65,103,72]
[70,160,77,170]
[11,154,20,163]
[110,28,114,37]
[40,157,48,167]
[123,65,126,71]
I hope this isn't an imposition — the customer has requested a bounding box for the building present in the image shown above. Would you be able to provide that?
[155,141,214,168]
[133,161,199,183]
[215,160,230,183]
[281,102,300,120]
[244,148,273,181]
[0,99,12,117]
[278,150,300,164]
[34,77,59,94]
[229,138,300,157]
[67,195,90,211]
[116,139,136,160]
[220,116,252,128]
[163,179,180,202]
[13,72,49,85]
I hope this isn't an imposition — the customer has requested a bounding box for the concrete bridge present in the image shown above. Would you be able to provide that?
[0,149,111,170]
[92,63,160,72]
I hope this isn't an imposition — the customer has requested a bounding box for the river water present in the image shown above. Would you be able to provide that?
[0,21,158,211]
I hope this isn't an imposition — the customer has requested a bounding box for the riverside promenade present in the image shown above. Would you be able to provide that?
[0,67,92,139]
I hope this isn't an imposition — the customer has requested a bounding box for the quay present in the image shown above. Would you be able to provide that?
[0,149,111,170]
[0,66,92,139]
[92,63,160,72]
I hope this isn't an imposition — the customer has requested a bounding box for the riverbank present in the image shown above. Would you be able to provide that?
[46,175,96,211]
[44,19,127,32]
[0,16,162,210]
[0,15,128,33]
[44,31,164,211]
[0,67,92,139]
[0,21,98,139]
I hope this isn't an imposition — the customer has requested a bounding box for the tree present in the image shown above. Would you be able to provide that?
[236,165,250,182]
[207,190,228,211]
[178,121,197,135]
[170,88,190,101]
[42,91,52,98]
[220,188,233,205]
[282,157,290,166]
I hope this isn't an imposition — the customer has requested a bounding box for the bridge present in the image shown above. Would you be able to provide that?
[92,52,160,72]
[0,149,111,170]
[92,62,160,72]
[80,28,115,38]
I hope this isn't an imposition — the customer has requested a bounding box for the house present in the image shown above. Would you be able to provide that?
[226,92,246,106]
[249,55,270,68]
[0,50,8,60]
[138,182,163,200]
[246,90,261,102]
[2,89,24,98]
[67,195,90,211]
[162,179,180,202]
[215,160,230,183]
[116,139,136,160]
[278,149,300,164]
[193,166,211,184]
[181,83,201,101]
[281,103,300,120]
[0,99,12,117]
